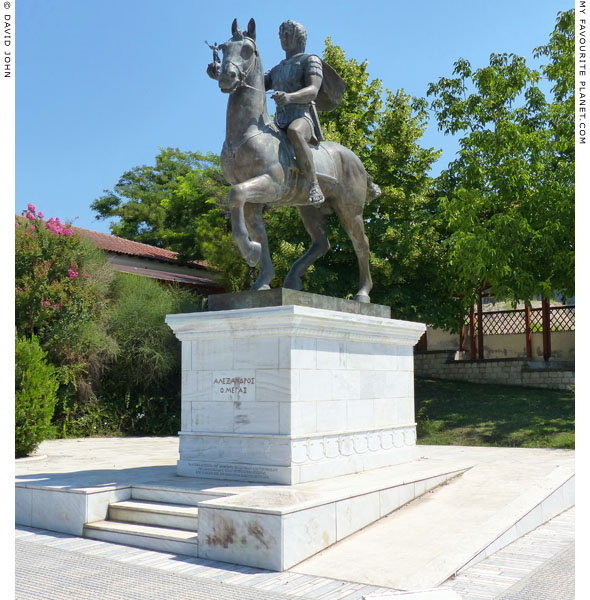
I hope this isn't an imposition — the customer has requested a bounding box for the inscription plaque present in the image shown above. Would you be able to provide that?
[187,461,280,482]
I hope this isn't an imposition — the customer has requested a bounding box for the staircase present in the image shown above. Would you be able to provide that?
[83,485,222,556]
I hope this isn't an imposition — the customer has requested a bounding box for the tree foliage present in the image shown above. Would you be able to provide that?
[96,273,202,435]
[264,39,462,328]
[15,333,60,457]
[92,149,227,259]
[427,10,574,306]
[92,148,255,292]
[102,273,200,393]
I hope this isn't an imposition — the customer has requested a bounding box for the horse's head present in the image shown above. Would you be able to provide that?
[217,18,259,94]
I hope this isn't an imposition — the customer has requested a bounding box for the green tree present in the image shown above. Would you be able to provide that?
[92,149,229,262]
[265,39,462,328]
[427,10,574,307]
[92,148,253,291]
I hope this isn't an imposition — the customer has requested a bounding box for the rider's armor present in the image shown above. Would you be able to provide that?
[265,53,324,145]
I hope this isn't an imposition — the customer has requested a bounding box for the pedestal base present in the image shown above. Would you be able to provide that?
[176,427,417,484]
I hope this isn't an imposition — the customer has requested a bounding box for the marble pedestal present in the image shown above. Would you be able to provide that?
[166,292,426,485]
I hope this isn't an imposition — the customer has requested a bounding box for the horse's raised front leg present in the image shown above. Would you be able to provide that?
[244,203,275,290]
[283,205,330,291]
[229,174,280,267]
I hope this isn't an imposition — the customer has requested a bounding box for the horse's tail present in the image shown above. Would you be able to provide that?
[366,174,381,201]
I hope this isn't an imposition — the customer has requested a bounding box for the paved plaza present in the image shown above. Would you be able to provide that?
[15,438,575,599]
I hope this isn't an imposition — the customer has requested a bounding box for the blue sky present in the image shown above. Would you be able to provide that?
[16,0,573,234]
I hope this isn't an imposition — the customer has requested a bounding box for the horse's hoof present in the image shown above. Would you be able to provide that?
[243,241,261,267]
[283,277,302,291]
[353,293,371,304]
[250,283,271,291]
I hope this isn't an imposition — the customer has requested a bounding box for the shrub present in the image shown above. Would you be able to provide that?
[15,206,118,401]
[98,273,202,435]
[53,394,122,439]
[15,333,59,457]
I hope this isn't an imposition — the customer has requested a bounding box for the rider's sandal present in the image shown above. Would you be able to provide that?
[309,182,325,206]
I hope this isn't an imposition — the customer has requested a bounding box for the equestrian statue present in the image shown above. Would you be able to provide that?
[206,18,380,303]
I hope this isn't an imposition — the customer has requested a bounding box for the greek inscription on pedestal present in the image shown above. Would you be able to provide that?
[212,372,256,401]
[188,461,277,482]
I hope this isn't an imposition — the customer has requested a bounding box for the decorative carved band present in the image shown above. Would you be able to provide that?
[290,426,416,464]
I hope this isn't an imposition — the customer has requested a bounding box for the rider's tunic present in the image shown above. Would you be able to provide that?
[265,53,324,145]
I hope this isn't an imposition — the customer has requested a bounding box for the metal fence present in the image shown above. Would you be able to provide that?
[467,305,575,335]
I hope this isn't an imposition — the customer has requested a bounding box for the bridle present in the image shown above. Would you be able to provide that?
[222,36,259,92]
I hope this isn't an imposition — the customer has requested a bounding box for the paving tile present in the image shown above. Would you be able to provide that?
[305,580,353,598]
[283,577,336,596]
[446,507,574,599]
[15,539,297,600]
[264,574,317,593]
[14,504,574,600]
[495,542,574,600]
[335,586,387,600]
[254,572,301,590]
[316,582,367,599]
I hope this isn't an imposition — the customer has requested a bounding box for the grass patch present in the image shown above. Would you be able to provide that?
[415,378,574,449]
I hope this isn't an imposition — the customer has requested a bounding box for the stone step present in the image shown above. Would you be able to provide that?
[108,499,199,532]
[130,484,229,506]
[83,520,198,556]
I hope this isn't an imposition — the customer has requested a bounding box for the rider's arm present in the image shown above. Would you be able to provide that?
[298,55,323,102]
[264,70,273,91]
[284,74,321,104]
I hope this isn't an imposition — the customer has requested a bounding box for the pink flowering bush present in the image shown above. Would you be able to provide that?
[15,206,118,408]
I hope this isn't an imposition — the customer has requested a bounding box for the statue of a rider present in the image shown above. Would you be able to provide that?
[207,20,346,207]
[265,20,345,206]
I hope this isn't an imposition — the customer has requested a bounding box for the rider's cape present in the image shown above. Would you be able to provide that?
[310,56,346,142]
[315,59,347,112]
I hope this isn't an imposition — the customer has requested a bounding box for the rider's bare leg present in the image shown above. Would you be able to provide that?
[287,118,324,205]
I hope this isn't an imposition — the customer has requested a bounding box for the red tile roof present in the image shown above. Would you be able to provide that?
[71,226,209,269]
[113,264,224,291]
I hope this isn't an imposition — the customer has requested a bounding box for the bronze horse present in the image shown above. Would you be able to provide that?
[209,18,379,302]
